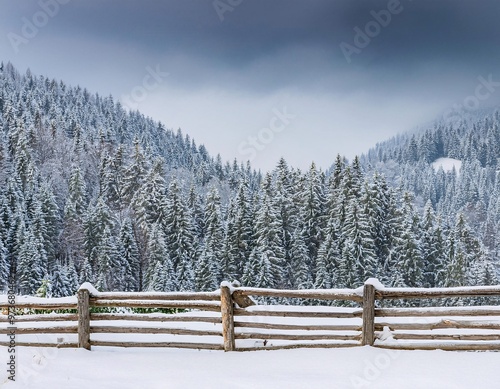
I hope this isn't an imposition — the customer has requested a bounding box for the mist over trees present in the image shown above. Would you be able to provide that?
[0,63,496,298]
[364,112,500,269]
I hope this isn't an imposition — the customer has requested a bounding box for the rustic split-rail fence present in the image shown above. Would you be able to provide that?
[2,279,500,351]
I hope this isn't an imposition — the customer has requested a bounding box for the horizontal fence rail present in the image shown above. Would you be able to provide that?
[1,279,500,351]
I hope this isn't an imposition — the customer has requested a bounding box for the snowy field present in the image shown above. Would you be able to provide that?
[1,346,499,389]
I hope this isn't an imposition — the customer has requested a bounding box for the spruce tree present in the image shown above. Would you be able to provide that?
[122,137,148,202]
[289,228,313,289]
[18,227,45,295]
[197,187,224,288]
[253,192,285,288]
[84,196,115,269]
[118,218,140,291]
[0,239,8,290]
[341,199,377,285]
[95,226,120,291]
[315,219,340,289]
[221,184,254,281]
[164,180,196,291]
[131,158,168,232]
[79,257,94,284]
[50,264,71,297]
[300,162,326,264]
[420,201,440,287]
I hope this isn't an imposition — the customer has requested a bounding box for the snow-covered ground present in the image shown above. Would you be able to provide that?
[1,345,499,388]
[431,157,462,173]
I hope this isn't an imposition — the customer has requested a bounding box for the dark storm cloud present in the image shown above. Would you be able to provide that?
[2,0,500,170]
[64,1,499,59]
[3,0,500,93]
[80,1,500,89]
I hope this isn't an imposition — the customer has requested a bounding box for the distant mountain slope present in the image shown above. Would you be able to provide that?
[0,62,259,295]
[0,62,261,189]
[361,109,500,264]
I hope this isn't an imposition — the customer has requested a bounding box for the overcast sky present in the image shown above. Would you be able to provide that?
[1,0,500,171]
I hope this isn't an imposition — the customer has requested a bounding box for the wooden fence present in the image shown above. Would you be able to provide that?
[2,280,500,351]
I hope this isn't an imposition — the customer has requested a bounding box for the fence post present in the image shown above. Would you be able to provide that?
[77,287,91,350]
[361,282,376,346]
[220,282,235,351]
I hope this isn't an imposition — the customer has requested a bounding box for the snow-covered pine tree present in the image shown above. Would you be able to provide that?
[341,198,377,286]
[118,218,140,291]
[164,180,196,291]
[95,226,120,291]
[221,183,254,281]
[18,227,45,295]
[131,158,168,232]
[65,165,87,221]
[79,257,94,285]
[0,238,8,290]
[196,187,224,291]
[315,218,340,289]
[122,137,149,202]
[420,201,441,287]
[84,196,115,271]
[300,162,327,266]
[243,246,274,289]
[252,190,285,288]
[289,228,313,290]
[50,263,71,297]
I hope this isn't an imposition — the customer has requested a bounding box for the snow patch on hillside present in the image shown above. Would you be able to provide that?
[431,157,462,173]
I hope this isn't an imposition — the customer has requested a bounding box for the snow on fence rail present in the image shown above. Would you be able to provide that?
[2,279,500,351]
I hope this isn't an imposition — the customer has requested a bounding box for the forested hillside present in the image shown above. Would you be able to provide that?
[0,63,496,298]
[363,111,500,270]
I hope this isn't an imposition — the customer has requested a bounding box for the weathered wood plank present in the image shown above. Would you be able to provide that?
[90,313,221,323]
[233,288,363,302]
[220,284,235,351]
[235,333,360,341]
[90,326,221,336]
[0,313,77,322]
[375,320,500,331]
[232,293,256,308]
[234,321,361,331]
[0,302,76,310]
[0,326,77,334]
[388,333,500,341]
[90,299,221,311]
[90,340,224,350]
[234,309,362,318]
[375,307,500,317]
[236,342,360,352]
[0,342,77,348]
[90,292,220,301]
[377,285,500,300]
[375,342,500,351]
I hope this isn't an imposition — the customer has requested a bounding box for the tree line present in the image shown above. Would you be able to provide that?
[0,62,496,298]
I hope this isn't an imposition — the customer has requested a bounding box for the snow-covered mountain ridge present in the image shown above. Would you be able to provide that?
[0,63,496,299]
